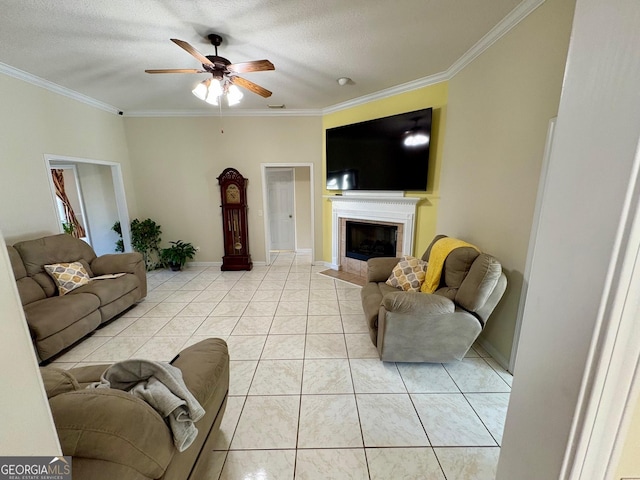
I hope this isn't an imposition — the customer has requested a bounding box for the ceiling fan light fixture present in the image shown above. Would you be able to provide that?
[208,78,223,97]
[227,84,244,106]
[204,93,219,106]
[192,79,210,101]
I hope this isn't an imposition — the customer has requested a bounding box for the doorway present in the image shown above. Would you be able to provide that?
[261,163,315,266]
[266,168,296,251]
[44,154,132,254]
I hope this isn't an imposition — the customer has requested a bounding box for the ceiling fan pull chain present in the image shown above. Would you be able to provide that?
[219,102,224,133]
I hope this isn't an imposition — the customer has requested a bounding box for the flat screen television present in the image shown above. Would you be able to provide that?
[326,107,432,191]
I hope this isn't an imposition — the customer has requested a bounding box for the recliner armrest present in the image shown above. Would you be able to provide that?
[49,389,174,479]
[382,291,455,315]
[91,253,143,275]
[90,253,147,298]
[366,257,401,282]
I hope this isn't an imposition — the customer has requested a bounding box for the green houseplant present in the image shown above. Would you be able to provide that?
[160,240,197,271]
[61,221,75,235]
[112,218,162,271]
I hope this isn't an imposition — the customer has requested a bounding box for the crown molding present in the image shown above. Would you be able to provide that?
[123,108,322,117]
[1,0,544,118]
[447,0,545,78]
[322,0,545,115]
[322,71,450,115]
[0,62,120,115]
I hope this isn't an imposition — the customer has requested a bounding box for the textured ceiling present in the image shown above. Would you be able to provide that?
[0,0,525,114]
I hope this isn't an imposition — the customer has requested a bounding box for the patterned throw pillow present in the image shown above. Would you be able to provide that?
[44,262,91,295]
[385,255,428,292]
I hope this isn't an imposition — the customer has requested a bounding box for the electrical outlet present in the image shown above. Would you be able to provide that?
[195,246,201,251]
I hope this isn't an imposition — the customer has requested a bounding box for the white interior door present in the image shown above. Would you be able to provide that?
[266,168,295,251]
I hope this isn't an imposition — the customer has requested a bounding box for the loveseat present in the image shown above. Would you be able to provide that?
[41,338,229,480]
[361,234,507,363]
[7,233,147,362]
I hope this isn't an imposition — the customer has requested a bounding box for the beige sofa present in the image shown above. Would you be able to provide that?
[361,235,507,362]
[41,338,229,480]
[8,233,147,362]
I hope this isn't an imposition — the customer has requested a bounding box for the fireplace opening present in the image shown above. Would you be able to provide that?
[346,221,398,261]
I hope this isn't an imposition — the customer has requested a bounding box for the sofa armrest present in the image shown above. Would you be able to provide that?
[366,257,401,282]
[382,291,455,316]
[91,253,147,298]
[91,252,143,275]
[49,389,174,479]
[172,338,229,407]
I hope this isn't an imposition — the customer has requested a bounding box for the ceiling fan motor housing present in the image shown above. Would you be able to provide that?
[204,55,231,80]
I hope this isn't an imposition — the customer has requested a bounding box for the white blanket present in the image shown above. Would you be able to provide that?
[87,359,204,452]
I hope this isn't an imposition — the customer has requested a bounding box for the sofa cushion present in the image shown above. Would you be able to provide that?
[44,262,91,295]
[70,274,139,306]
[385,256,427,292]
[14,234,97,297]
[442,247,480,288]
[41,367,80,399]
[7,246,46,305]
[24,293,100,340]
[456,254,502,313]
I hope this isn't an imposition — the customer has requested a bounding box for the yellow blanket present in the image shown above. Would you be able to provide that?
[421,237,480,293]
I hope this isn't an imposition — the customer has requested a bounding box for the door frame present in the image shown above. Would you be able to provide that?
[43,154,132,252]
[265,167,296,252]
[261,163,315,266]
[510,117,557,373]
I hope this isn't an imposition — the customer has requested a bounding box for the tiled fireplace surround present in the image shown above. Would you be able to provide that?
[328,193,420,278]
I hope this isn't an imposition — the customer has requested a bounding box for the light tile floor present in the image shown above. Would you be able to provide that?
[49,252,513,480]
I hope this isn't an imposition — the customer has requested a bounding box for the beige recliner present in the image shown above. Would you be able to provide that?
[361,235,507,362]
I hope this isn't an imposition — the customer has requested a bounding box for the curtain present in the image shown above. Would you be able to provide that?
[51,169,86,238]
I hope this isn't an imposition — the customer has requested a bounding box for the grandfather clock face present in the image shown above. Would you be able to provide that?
[225,184,241,204]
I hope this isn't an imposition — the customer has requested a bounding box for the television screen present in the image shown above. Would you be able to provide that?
[326,107,432,191]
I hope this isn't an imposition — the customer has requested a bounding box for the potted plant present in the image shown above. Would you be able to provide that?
[112,218,163,271]
[160,240,197,271]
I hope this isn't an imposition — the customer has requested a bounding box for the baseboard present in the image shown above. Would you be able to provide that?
[186,262,221,267]
[476,336,511,372]
[185,261,267,268]
[295,248,312,255]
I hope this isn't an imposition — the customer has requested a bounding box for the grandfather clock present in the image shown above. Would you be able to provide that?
[217,168,252,271]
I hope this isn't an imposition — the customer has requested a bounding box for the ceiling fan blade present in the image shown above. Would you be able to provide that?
[170,38,214,66]
[232,76,272,98]
[145,69,206,74]
[227,60,275,74]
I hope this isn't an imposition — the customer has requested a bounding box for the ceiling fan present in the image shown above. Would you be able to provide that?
[145,34,274,103]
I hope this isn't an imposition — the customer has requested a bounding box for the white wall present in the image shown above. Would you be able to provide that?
[124,115,322,263]
[76,163,120,255]
[497,0,640,477]
[436,0,575,365]
[0,73,136,244]
[0,232,61,454]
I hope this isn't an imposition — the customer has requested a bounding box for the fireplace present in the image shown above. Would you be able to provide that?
[328,193,420,277]
[346,221,398,261]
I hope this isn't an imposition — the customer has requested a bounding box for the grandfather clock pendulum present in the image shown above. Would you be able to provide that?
[217,168,252,271]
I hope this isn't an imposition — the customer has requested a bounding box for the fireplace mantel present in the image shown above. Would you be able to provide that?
[326,194,421,269]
